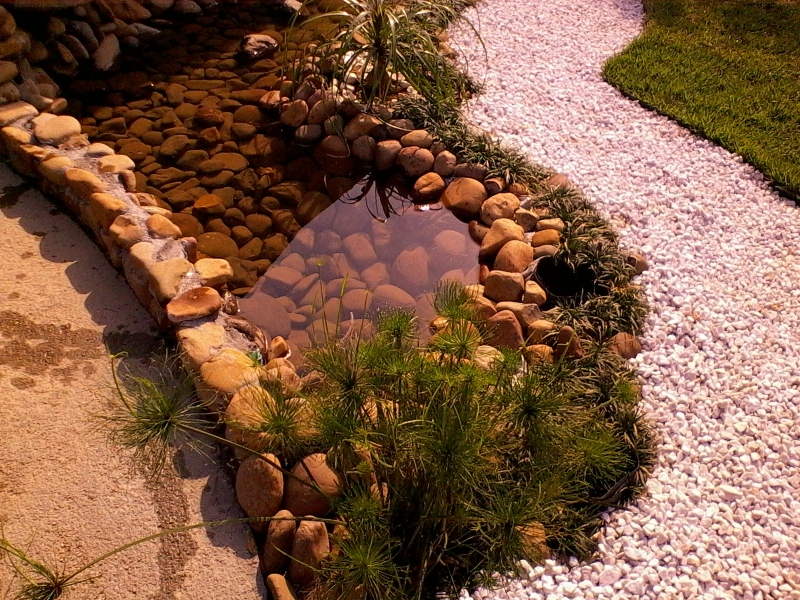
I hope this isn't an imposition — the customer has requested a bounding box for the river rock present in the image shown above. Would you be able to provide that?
[93,34,119,71]
[483,270,524,303]
[479,218,525,259]
[536,217,565,233]
[288,519,329,589]
[472,345,503,370]
[241,34,279,59]
[266,574,297,600]
[515,208,539,232]
[372,284,416,311]
[264,266,303,295]
[352,135,377,161]
[608,332,642,359]
[98,154,136,174]
[626,252,649,275]
[480,192,520,225]
[197,232,239,258]
[361,262,389,289]
[465,294,496,320]
[453,163,487,181]
[396,146,434,178]
[231,225,254,247]
[531,229,560,247]
[484,177,505,196]
[486,310,524,349]
[236,453,284,533]
[524,344,554,364]
[433,229,466,257]
[261,509,296,575]
[166,286,222,322]
[34,115,80,145]
[441,177,487,217]
[527,319,556,344]
[375,139,402,170]
[392,246,429,292]
[544,173,572,189]
[283,453,342,517]
[411,172,445,202]
[400,129,433,148]
[109,214,144,248]
[193,194,226,216]
[148,257,193,302]
[195,257,233,287]
[523,280,546,305]
[494,239,533,273]
[342,232,377,267]
[146,214,181,239]
[554,325,582,359]
[433,150,456,177]
[468,220,489,244]
[343,113,381,140]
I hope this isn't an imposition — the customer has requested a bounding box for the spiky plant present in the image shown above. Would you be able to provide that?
[102,354,327,499]
[296,0,480,106]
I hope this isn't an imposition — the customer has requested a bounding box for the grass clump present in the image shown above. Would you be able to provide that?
[603,0,800,200]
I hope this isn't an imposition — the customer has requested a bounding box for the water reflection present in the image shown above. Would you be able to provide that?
[238,176,480,364]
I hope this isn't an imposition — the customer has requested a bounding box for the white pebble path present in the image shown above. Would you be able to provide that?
[450,0,800,599]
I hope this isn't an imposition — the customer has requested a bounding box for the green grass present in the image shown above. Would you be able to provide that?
[603,0,800,200]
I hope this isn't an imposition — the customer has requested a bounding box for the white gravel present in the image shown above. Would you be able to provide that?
[450,0,800,598]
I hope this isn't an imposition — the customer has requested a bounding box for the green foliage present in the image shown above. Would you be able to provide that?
[297,0,479,106]
[299,283,655,599]
[604,0,800,200]
[103,354,208,478]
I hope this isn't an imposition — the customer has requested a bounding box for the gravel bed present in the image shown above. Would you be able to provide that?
[450,0,800,598]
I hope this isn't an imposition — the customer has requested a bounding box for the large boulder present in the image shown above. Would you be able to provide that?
[288,519,329,589]
[479,218,524,259]
[283,453,342,517]
[493,240,533,273]
[261,509,297,574]
[480,192,520,225]
[235,453,284,533]
[483,270,524,303]
[441,177,487,217]
[486,310,525,349]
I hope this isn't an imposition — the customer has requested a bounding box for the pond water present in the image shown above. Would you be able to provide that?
[238,175,480,362]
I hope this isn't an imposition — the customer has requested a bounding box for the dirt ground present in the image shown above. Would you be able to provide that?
[0,161,265,599]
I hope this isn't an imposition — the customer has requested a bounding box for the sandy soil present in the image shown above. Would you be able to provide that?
[0,162,265,599]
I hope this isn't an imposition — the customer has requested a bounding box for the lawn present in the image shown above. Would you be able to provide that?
[603,0,800,201]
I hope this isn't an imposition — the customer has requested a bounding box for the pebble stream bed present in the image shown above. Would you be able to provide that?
[452,0,800,599]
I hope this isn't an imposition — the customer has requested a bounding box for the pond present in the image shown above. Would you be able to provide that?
[238,174,480,363]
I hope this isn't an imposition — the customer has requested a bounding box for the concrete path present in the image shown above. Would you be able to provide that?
[0,162,265,599]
